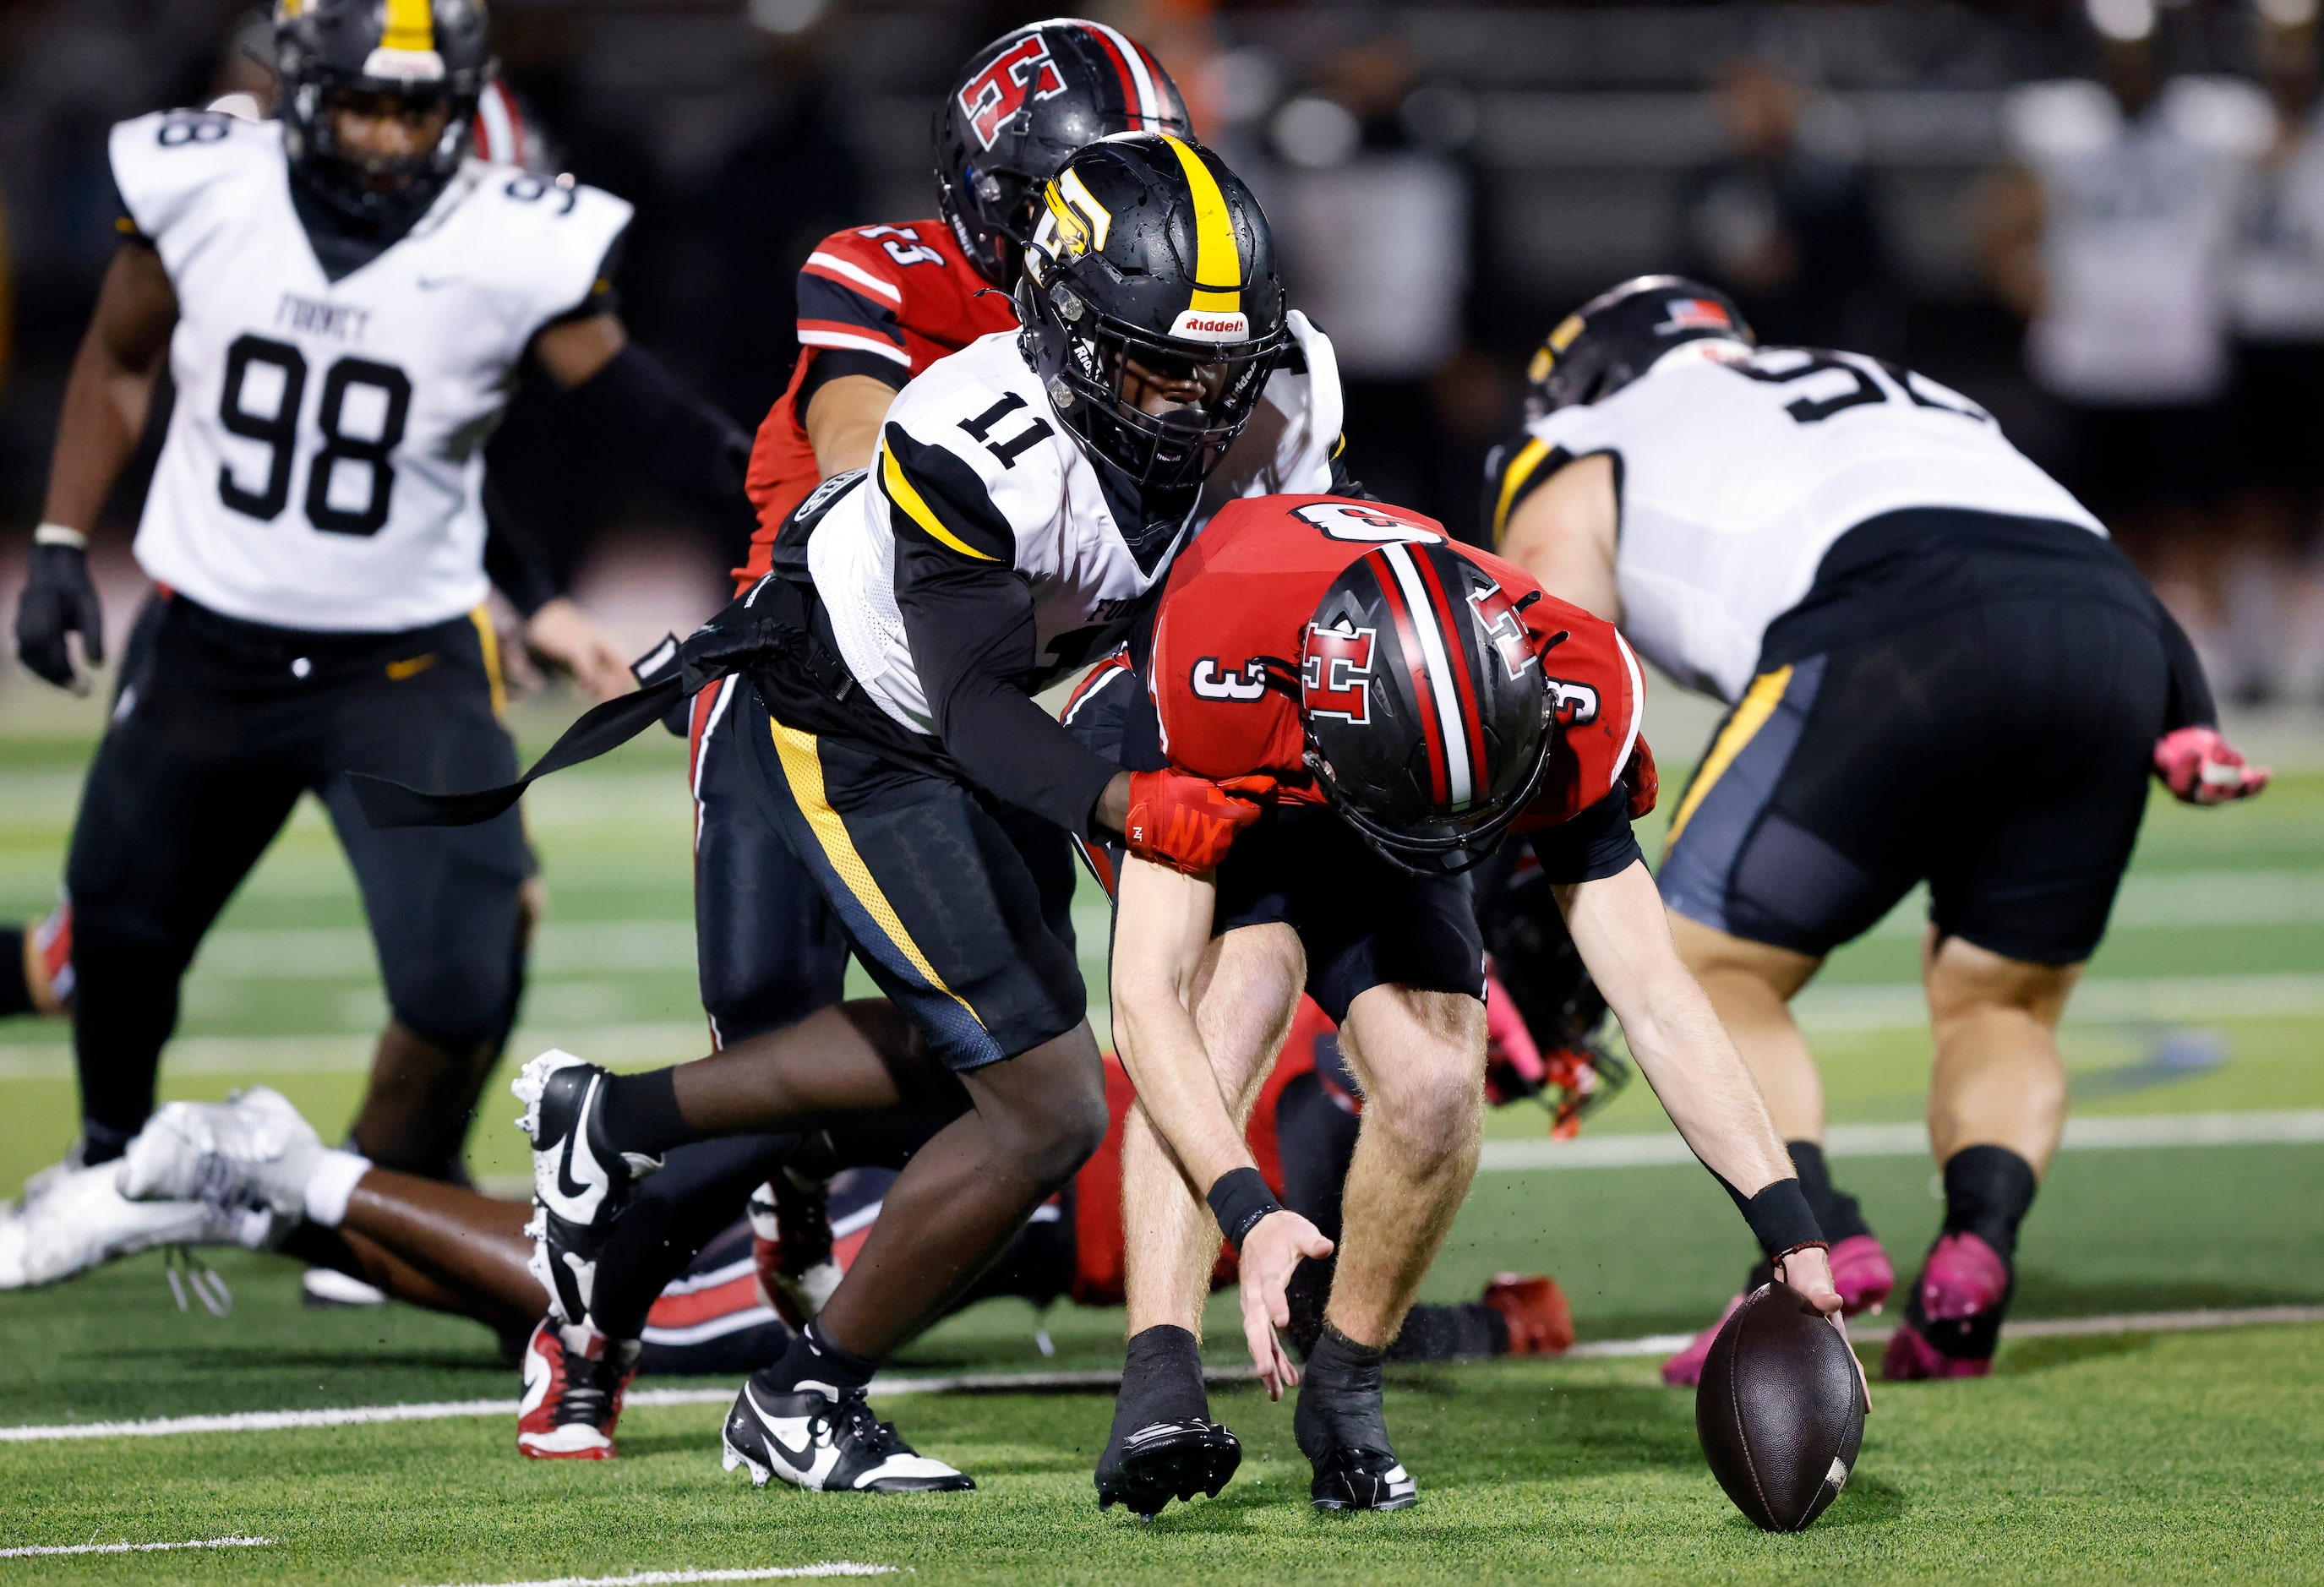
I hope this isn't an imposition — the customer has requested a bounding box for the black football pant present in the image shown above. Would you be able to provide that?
[63,594,528,1163]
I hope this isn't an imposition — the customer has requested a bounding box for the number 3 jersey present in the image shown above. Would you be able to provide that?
[111,108,631,633]
[1483,347,2103,705]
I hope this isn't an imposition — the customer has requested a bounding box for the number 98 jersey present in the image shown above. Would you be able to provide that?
[110,108,632,633]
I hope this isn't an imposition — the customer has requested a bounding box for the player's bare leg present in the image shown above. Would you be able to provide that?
[1888,933,2080,1382]
[1282,985,1482,1513]
[347,1021,501,1181]
[1663,913,1892,1366]
[1103,924,1303,1516]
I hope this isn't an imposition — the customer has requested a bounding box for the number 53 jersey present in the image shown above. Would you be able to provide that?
[110,108,632,633]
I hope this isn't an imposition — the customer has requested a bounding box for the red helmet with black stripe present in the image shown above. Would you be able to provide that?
[1300,542,1554,874]
[935,18,1192,289]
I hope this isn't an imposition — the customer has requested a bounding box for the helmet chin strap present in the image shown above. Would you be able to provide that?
[1303,719,1558,881]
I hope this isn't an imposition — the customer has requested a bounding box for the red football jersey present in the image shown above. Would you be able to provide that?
[1146,495,1646,829]
[737,217,1019,591]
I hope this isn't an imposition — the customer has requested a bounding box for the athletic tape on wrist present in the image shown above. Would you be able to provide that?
[32,523,89,551]
[1723,1175,1823,1262]
[1205,1166,1282,1253]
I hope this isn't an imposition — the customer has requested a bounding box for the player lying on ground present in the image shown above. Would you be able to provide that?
[350,132,1359,1492]
[1065,492,1847,1516]
[1486,275,2269,1383]
[11,0,750,1191]
[0,1022,1581,1450]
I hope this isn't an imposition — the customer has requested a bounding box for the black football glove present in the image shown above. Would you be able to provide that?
[15,542,106,691]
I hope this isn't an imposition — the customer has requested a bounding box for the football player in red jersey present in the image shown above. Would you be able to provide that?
[1067,494,1847,1516]
[696,17,1192,1056]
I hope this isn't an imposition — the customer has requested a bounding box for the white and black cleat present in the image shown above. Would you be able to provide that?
[117,1087,321,1219]
[1094,1417,1242,1518]
[512,1050,660,1325]
[1307,1445,1418,1512]
[721,1375,974,1493]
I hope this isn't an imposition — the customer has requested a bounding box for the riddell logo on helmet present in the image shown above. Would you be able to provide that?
[1656,298,1732,335]
[1171,308,1249,343]
[958,35,1068,150]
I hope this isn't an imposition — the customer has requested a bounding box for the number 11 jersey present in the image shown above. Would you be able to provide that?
[111,107,631,633]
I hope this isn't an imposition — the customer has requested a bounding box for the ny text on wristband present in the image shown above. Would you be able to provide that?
[1205,1166,1282,1253]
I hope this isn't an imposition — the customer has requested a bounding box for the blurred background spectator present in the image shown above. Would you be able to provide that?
[2,0,2321,693]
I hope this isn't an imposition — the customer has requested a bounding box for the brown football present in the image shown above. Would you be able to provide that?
[1695,1281,1868,1531]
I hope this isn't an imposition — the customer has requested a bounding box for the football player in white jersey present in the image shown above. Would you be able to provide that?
[9,0,752,1189]
[1485,276,2269,1383]
[381,132,1349,1492]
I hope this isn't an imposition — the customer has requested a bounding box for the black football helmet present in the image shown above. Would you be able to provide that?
[1524,275,1754,422]
[1299,538,1554,875]
[276,0,494,229]
[936,19,1192,289]
[1018,133,1287,564]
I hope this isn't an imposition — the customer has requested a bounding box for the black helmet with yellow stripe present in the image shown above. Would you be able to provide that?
[1017,131,1287,562]
[276,0,494,230]
[1523,275,1754,423]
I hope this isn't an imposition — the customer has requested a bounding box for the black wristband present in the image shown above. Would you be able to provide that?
[1205,1167,1282,1253]
[1721,1175,1824,1261]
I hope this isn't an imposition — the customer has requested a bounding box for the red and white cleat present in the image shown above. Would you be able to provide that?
[517,1317,639,1459]
[1481,1273,1574,1356]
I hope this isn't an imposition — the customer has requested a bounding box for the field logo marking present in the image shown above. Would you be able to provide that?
[412,1567,897,1587]
[0,1533,271,1558]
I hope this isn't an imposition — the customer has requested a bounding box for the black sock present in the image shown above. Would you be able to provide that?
[1296,1324,1391,1459]
[1106,1325,1210,1446]
[0,928,30,1018]
[77,1118,134,1168]
[599,1068,690,1157]
[756,1317,878,1396]
[1941,1144,2038,1264]
[1787,1139,1874,1245]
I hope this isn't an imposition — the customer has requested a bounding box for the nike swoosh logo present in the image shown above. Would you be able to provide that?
[385,653,436,680]
[745,1387,818,1469]
[417,276,460,291]
[553,1075,605,1211]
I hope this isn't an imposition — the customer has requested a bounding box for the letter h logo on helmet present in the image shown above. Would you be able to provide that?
[958,35,1067,150]
[1302,622,1377,725]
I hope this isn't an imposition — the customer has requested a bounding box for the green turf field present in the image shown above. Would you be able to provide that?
[3,688,2321,1583]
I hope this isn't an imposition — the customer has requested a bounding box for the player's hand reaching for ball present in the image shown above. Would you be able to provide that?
[1776,1243,1871,1410]
[14,531,106,694]
[2153,726,2269,806]
[1238,1208,1335,1401]
[1116,769,1274,874]
[523,597,636,703]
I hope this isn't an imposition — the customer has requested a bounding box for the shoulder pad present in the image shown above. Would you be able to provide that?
[465,168,636,328]
[109,109,278,244]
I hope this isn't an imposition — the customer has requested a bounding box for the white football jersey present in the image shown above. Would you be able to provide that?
[810,313,1342,735]
[2230,104,2324,341]
[111,108,632,633]
[2007,77,2269,404]
[1512,346,2103,705]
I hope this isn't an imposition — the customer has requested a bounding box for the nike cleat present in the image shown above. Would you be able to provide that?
[1660,1292,1746,1388]
[1883,1230,2011,1382]
[748,1175,842,1328]
[1481,1273,1574,1356]
[513,1050,660,1326]
[0,1161,273,1290]
[117,1087,322,1219]
[1295,1343,1416,1512]
[517,1317,640,1459]
[722,1375,973,1493]
[1094,1417,1241,1518]
[1830,1233,1896,1317]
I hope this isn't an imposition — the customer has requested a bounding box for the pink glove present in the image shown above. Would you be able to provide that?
[2153,727,2270,806]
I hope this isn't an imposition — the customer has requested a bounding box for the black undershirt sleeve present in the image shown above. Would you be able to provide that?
[796,348,911,410]
[558,340,755,537]
[1527,788,1644,885]
[882,428,1122,837]
[482,482,559,619]
[2157,601,2218,732]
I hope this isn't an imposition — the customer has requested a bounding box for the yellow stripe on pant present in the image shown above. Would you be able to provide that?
[1663,665,1792,851]
[467,606,506,718]
[766,717,986,1029]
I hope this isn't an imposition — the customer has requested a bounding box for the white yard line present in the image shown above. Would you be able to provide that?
[0,1533,271,1558]
[2,1304,2316,1447]
[412,1568,895,1587]
[1476,1108,2324,1171]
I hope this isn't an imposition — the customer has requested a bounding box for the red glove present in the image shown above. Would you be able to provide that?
[1123,770,1273,875]
[2153,726,2270,806]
